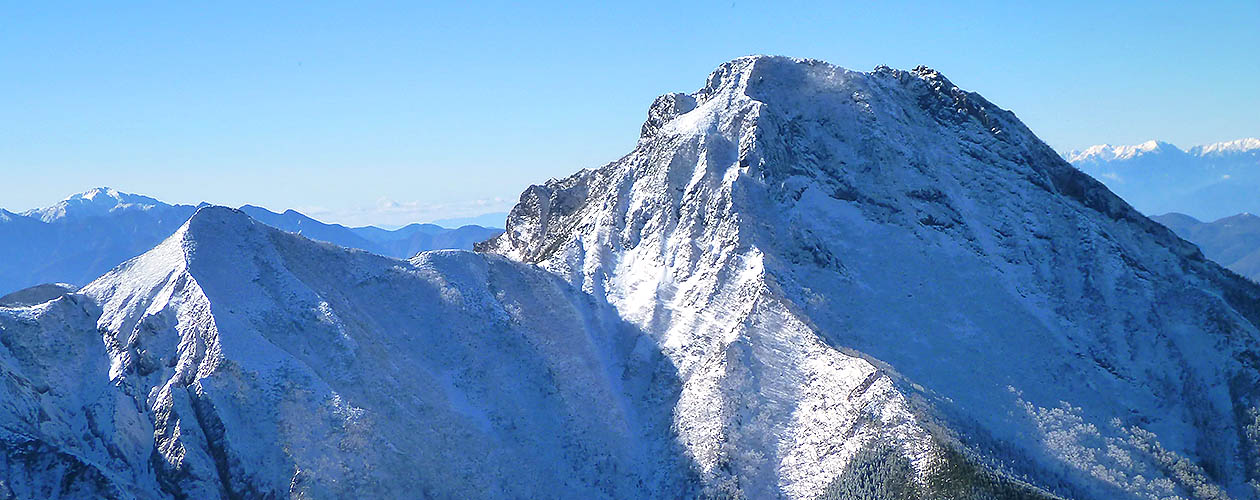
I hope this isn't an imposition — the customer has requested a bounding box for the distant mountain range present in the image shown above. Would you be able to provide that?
[237,205,502,261]
[0,188,502,294]
[1064,140,1260,281]
[1066,138,1260,220]
[1153,212,1260,282]
[431,212,509,228]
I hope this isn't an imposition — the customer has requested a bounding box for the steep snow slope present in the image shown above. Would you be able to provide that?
[0,207,693,498]
[483,56,1260,499]
[1068,138,1260,220]
[1155,212,1260,282]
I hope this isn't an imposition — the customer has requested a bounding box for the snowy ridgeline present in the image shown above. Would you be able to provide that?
[1067,138,1260,221]
[3,57,1260,499]
[0,188,503,296]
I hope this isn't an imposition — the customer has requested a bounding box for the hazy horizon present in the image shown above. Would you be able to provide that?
[4,1,1257,226]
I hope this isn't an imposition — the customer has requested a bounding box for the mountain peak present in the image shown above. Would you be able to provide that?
[483,56,1260,498]
[1067,137,1260,219]
[630,56,1019,167]
[81,205,273,322]
[184,205,256,234]
[23,187,170,223]
[1215,211,1260,225]
[1067,140,1184,163]
[65,186,162,204]
[682,55,832,112]
[695,56,960,101]
[74,186,116,199]
[1189,137,1260,156]
[1068,138,1260,164]
[909,64,946,82]
[175,206,276,263]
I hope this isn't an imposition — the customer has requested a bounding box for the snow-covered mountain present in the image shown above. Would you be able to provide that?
[0,188,201,296]
[22,188,175,223]
[1154,212,1260,282]
[0,207,693,498]
[482,56,1260,499]
[4,56,1260,499]
[1067,138,1260,220]
[0,190,502,295]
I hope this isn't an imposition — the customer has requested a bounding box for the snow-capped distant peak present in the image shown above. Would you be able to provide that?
[1069,138,1260,164]
[78,187,114,200]
[1067,140,1181,163]
[22,187,170,223]
[1066,144,1116,163]
[65,187,162,205]
[1189,137,1260,156]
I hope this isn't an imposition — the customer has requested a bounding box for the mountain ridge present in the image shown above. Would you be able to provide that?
[1154,211,1260,282]
[1065,138,1260,220]
[0,190,503,295]
[484,55,1260,499]
[1067,138,1260,164]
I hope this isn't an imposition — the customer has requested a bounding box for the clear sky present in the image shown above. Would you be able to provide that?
[3,1,1257,226]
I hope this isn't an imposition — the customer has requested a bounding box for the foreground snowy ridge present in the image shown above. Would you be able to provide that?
[2,56,1260,499]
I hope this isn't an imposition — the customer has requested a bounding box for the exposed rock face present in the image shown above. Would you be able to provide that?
[482,56,1260,499]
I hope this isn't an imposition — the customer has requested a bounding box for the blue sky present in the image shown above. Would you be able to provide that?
[3,1,1257,226]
